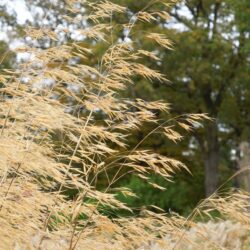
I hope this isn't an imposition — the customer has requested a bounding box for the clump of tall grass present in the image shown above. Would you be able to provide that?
[0,0,249,249]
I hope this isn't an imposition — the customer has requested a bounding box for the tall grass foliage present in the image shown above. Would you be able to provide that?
[0,0,249,249]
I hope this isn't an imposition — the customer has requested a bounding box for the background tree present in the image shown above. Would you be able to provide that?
[114,0,250,197]
[164,0,250,196]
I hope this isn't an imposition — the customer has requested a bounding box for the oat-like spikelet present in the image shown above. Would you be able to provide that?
[147,32,173,49]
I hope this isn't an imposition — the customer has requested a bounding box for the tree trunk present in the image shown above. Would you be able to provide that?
[203,124,220,197]
[204,148,219,197]
[236,141,250,192]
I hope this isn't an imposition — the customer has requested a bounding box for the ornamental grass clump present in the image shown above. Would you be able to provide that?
[0,0,249,249]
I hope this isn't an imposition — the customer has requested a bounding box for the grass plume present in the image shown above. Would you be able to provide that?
[0,0,249,249]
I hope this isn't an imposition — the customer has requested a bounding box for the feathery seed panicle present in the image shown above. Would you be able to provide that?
[0,0,249,249]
